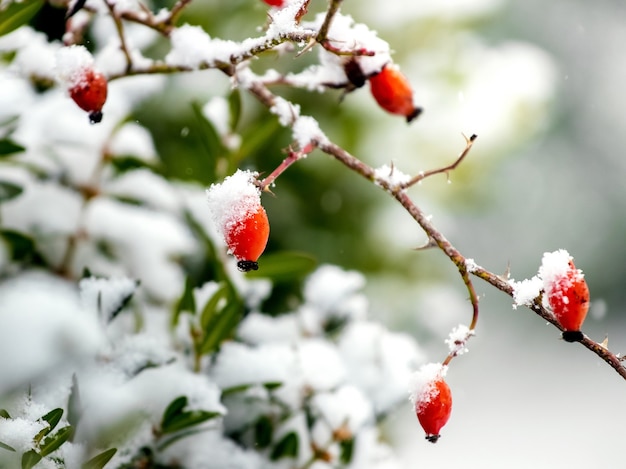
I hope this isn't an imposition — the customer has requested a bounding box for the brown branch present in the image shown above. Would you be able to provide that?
[316,0,343,44]
[104,0,133,73]
[471,265,626,380]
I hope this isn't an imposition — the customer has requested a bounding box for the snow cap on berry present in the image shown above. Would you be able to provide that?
[206,169,262,242]
[55,45,96,89]
[408,362,447,407]
[539,249,579,291]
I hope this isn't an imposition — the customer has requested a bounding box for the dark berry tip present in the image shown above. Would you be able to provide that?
[562,330,584,343]
[237,260,259,272]
[425,434,440,443]
[88,111,103,124]
[406,107,423,123]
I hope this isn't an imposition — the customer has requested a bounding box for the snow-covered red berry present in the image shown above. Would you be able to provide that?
[69,68,108,124]
[409,364,452,443]
[56,45,108,124]
[369,64,422,123]
[540,250,589,342]
[206,170,270,272]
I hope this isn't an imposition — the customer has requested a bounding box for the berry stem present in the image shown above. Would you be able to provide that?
[258,149,307,191]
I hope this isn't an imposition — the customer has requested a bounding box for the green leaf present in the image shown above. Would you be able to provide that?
[82,448,117,469]
[105,279,138,322]
[161,409,221,435]
[221,381,283,397]
[254,416,273,449]
[0,409,11,419]
[0,229,41,263]
[0,0,44,38]
[67,374,82,432]
[172,276,196,326]
[263,381,283,391]
[0,138,25,157]
[21,450,42,469]
[227,89,242,132]
[190,101,226,182]
[233,118,281,166]
[199,297,243,355]
[34,408,63,443]
[161,396,188,430]
[199,283,230,330]
[109,155,161,175]
[0,440,15,452]
[0,180,23,202]
[39,425,72,457]
[160,396,221,435]
[41,408,63,433]
[270,432,299,460]
[339,438,355,464]
[245,251,317,282]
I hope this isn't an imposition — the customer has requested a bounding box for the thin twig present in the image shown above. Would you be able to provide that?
[316,0,343,44]
[401,133,477,189]
[104,0,133,73]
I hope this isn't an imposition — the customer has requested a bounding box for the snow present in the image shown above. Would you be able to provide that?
[271,96,300,126]
[55,44,96,89]
[465,258,480,273]
[445,324,474,356]
[83,197,195,301]
[79,275,138,322]
[206,169,262,239]
[510,249,580,309]
[299,339,346,391]
[238,311,300,344]
[103,169,181,212]
[310,385,373,433]
[407,363,447,408]
[374,164,411,188]
[165,24,240,68]
[210,341,297,391]
[304,264,367,314]
[107,121,158,162]
[538,249,576,288]
[302,13,391,77]
[160,430,265,469]
[0,272,105,395]
[0,416,46,453]
[339,321,425,413]
[293,115,328,149]
[510,275,543,308]
[12,30,58,83]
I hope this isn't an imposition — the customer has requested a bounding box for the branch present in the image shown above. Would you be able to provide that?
[239,77,626,381]
[401,133,477,189]
[104,0,133,73]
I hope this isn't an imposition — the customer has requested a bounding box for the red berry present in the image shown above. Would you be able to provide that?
[369,64,422,123]
[206,170,270,272]
[225,204,270,272]
[544,259,589,342]
[69,68,108,124]
[262,0,285,7]
[410,365,452,443]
